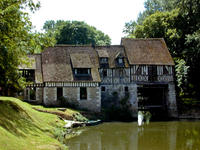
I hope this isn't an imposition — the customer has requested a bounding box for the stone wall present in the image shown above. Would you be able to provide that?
[101,83,138,117]
[128,84,138,118]
[43,86,101,112]
[78,87,101,112]
[167,83,178,118]
[43,87,58,106]
[36,87,43,104]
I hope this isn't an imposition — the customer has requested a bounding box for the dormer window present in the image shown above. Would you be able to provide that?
[116,57,124,67]
[100,57,108,63]
[100,57,109,68]
[74,68,91,80]
[118,58,123,64]
[75,68,90,75]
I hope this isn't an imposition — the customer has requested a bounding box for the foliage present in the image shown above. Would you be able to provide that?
[26,32,56,54]
[123,0,177,36]
[123,21,137,36]
[175,59,189,94]
[124,0,200,99]
[134,9,181,55]
[43,20,111,46]
[0,0,40,95]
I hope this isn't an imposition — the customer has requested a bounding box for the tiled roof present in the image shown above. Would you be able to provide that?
[95,46,129,68]
[42,46,100,82]
[23,38,175,83]
[121,38,175,65]
[70,53,93,68]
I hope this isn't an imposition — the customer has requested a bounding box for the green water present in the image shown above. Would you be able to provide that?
[65,121,200,150]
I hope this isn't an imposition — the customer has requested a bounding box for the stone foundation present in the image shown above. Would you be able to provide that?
[167,83,178,118]
[43,87,58,106]
[42,86,101,112]
[101,83,138,117]
[36,87,43,104]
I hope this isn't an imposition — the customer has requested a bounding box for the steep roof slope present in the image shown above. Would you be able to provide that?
[96,46,129,68]
[42,47,73,82]
[42,46,100,82]
[121,38,175,65]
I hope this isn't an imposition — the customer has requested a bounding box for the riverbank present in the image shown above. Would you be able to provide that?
[1,97,199,150]
[0,97,91,150]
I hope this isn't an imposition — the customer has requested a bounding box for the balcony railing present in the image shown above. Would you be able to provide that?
[132,75,173,82]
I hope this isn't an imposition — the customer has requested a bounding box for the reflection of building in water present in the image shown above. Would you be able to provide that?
[138,122,177,150]
[66,122,182,150]
[66,123,139,150]
[66,122,200,150]
[67,129,102,150]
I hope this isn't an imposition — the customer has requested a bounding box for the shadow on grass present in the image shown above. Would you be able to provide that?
[0,100,42,137]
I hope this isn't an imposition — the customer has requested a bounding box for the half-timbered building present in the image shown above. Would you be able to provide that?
[21,38,177,117]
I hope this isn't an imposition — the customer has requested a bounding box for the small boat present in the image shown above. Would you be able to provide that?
[86,119,101,126]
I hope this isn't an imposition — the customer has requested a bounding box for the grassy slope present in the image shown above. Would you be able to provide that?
[0,97,67,150]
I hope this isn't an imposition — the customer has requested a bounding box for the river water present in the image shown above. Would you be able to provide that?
[65,121,200,150]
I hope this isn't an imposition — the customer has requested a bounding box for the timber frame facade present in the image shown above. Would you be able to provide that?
[20,38,177,118]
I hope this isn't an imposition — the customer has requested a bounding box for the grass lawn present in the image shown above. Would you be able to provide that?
[0,96,86,150]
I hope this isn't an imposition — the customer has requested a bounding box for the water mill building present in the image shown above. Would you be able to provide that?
[20,38,178,118]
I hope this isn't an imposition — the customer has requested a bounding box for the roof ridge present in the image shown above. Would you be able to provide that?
[121,38,164,41]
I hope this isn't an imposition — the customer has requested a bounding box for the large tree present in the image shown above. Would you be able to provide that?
[123,0,178,35]
[0,0,40,95]
[124,0,200,99]
[43,20,111,46]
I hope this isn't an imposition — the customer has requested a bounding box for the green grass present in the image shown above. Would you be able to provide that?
[0,97,67,150]
[32,105,88,122]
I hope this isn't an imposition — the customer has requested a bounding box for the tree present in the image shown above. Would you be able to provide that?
[0,0,40,95]
[124,0,200,99]
[123,0,178,36]
[43,20,111,46]
[134,9,182,56]
[26,32,56,54]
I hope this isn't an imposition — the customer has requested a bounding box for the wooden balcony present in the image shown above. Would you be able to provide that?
[132,75,173,82]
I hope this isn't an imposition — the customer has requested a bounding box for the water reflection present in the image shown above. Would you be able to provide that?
[65,121,200,150]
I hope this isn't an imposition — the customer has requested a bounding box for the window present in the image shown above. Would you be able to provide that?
[101,86,106,92]
[100,57,108,64]
[100,57,109,68]
[125,86,129,92]
[80,87,87,100]
[163,66,169,75]
[116,57,124,67]
[75,68,91,75]
[57,87,63,99]
[118,58,123,64]
[74,68,91,80]
[103,69,107,77]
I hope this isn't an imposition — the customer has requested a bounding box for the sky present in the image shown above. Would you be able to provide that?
[30,0,145,45]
